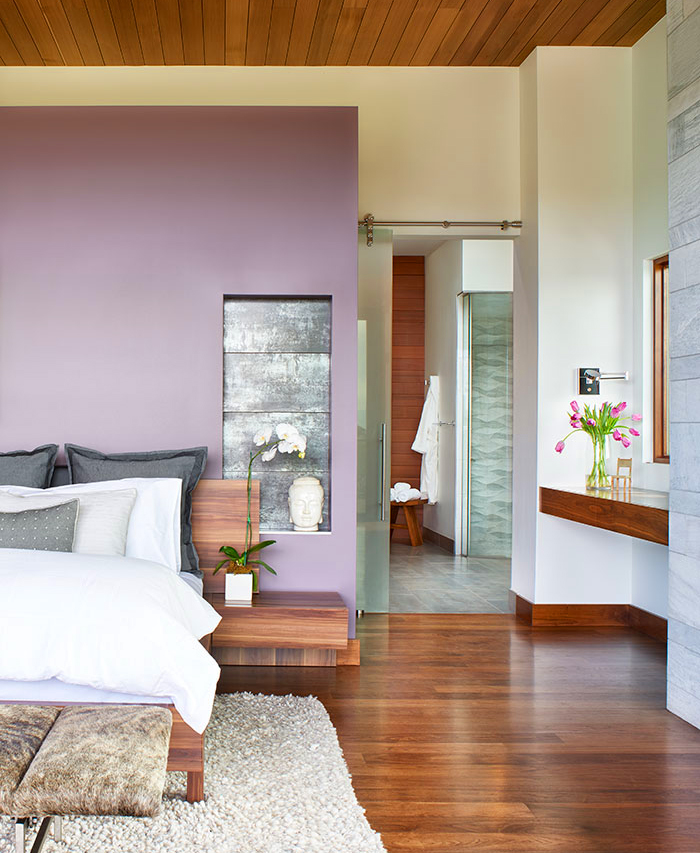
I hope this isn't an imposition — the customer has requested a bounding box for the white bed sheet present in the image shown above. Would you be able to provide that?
[0,678,168,706]
[0,571,208,711]
[0,549,220,732]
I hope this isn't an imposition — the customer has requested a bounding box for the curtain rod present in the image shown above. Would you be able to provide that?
[358,213,523,246]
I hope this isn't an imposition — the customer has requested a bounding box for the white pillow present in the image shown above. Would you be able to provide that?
[0,489,136,557]
[1,478,182,572]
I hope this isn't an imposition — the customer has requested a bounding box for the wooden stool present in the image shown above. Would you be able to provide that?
[390,499,428,547]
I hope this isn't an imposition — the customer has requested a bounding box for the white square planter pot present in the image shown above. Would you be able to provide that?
[225,572,253,604]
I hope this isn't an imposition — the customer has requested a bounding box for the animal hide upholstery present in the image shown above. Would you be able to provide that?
[0,705,172,818]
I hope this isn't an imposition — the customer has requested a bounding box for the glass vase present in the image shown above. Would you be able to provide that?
[586,435,610,491]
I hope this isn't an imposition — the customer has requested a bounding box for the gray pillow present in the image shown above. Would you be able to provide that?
[0,500,79,553]
[64,444,207,576]
[0,445,59,488]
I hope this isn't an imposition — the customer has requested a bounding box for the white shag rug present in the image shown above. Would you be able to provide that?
[0,693,386,853]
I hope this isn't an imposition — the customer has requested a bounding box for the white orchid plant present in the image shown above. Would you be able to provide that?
[213,423,307,588]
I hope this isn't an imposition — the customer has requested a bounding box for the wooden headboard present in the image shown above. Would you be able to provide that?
[191,479,260,594]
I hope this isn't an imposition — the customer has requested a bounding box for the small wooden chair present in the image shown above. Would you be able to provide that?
[610,458,632,497]
[390,498,428,547]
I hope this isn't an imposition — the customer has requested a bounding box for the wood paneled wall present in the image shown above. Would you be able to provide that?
[391,256,425,543]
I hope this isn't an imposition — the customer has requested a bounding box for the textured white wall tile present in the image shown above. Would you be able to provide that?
[670,240,700,291]
[668,11,700,98]
[667,0,685,32]
[669,551,700,629]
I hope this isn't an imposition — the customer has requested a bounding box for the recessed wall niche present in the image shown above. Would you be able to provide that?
[223,296,331,532]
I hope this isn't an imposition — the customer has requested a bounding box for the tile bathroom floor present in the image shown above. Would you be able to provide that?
[390,541,511,613]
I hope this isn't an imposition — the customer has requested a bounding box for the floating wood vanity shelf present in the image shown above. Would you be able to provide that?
[539,486,669,545]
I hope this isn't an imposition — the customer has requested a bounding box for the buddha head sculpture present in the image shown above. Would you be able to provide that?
[288,476,324,532]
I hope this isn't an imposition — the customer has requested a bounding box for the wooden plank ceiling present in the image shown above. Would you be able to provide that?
[0,0,666,67]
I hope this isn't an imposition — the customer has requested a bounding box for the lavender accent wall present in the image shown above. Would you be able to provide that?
[0,106,358,631]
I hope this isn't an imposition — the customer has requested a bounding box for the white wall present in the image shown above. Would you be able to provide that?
[632,20,670,492]
[513,44,669,616]
[462,241,514,292]
[424,240,462,542]
[0,66,520,224]
[630,20,670,615]
[535,46,636,605]
[512,52,540,603]
[425,239,515,546]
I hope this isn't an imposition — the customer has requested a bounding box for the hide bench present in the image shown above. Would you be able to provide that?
[0,704,172,853]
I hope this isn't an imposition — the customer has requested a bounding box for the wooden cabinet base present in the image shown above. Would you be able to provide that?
[206,591,355,667]
[214,647,337,666]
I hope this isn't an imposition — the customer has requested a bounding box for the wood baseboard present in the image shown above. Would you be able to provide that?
[423,527,455,553]
[514,594,667,642]
[337,639,360,665]
[627,605,668,642]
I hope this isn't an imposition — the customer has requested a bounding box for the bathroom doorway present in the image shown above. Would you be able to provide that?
[387,237,514,614]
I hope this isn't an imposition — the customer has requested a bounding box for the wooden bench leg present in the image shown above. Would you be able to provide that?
[405,505,423,547]
[187,770,204,803]
[389,505,399,541]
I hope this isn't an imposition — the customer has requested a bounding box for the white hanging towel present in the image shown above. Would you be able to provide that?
[411,375,439,504]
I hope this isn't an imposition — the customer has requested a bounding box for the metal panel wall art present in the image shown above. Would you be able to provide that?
[223,297,331,531]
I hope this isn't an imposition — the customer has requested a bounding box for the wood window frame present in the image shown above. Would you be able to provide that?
[653,254,669,464]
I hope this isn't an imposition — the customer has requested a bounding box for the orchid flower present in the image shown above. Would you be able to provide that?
[253,427,273,446]
[276,423,299,441]
[261,446,278,461]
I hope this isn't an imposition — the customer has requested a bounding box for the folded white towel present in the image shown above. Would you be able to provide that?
[391,484,425,503]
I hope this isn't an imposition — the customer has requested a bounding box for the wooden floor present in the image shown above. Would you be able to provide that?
[218,614,700,853]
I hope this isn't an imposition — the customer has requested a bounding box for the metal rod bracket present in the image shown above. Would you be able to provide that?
[359,214,523,246]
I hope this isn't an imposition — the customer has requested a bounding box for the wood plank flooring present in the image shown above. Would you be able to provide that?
[218,613,700,852]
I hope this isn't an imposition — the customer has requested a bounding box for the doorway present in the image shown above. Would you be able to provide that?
[357,234,515,615]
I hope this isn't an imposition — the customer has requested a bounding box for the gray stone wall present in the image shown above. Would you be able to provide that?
[667,2,700,727]
[223,297,331,531]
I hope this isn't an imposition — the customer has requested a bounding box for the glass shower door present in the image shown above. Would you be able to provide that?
[463,292,513,557]
[357,228,392,612]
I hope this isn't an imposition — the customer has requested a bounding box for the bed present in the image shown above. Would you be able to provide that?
[0,478,259,803]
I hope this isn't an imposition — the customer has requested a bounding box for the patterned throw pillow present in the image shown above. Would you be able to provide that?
[0,501,79,552]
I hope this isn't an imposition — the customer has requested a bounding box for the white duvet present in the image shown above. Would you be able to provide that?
[0,549,221,733]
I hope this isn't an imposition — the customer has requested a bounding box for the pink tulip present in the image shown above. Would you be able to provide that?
[621,435,631,448]
[571,412,583,420]
[611,407,620,417]
[571,419,582,429]
[629,428,640,436]
[570,401,580,413]
[632,414,642,421]
[618,402,627,412]
[555,441,565,453]
[586,418,595,426]
[612,429,622,441]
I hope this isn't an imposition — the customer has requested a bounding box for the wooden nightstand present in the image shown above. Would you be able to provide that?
[205,591,353,666]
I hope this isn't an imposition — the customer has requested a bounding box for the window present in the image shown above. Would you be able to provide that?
[653,255,669,463]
